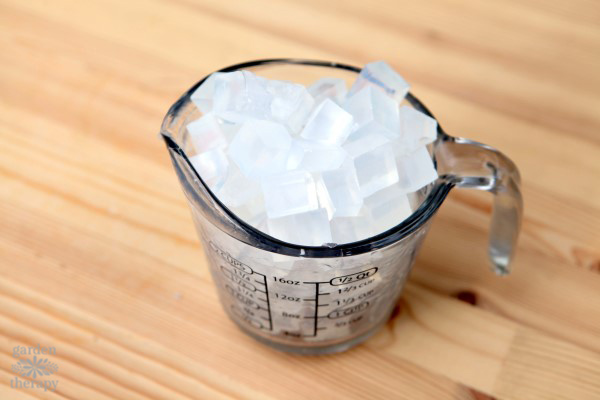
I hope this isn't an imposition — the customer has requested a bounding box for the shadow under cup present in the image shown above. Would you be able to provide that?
[160,59,523,354]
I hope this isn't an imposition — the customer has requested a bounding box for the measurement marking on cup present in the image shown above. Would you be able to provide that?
[210,242,273,331]
[259,272,273,331]
[304,266,379,334]
[214,239,382,337]
[298,267,382,336]
[330,268,378,286]
[299,282,323,336]
[313,283,319,336]
[327,301,370,319]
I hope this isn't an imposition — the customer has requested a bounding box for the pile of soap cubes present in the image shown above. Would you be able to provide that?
[185,61,438,246]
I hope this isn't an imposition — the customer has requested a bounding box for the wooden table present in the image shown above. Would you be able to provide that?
[1,0,599,399]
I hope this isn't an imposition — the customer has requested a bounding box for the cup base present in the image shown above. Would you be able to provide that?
[230,312,391,355]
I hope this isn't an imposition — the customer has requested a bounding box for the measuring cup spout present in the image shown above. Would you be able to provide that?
[160,132,259,246]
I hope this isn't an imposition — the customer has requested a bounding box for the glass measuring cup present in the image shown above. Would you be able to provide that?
[160,59,523,354]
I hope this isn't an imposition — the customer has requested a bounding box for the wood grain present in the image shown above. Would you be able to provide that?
[1,0,599,398]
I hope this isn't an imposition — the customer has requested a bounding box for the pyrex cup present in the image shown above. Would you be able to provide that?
[160,59,523,354]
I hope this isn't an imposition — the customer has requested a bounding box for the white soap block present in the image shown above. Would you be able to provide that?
[190,72,222,114]
[261,170,319,218]
[228,119,292,179]
[321,161,363,217]
[300,99,354,146]
[397,106,438,154]
[186,113,228,154]
[266,209,332,246]
[330,215,373,244]
[308,77,348,105]
[349,61,410,102]
[215,165,262,208]
[296,140,347,172]
[344,86,400,133]
[212,70,273,123]
[363,185,413,235]
[396,146,438,193]
[189,147,229,192]
[344,133,399,197]
[267,80,315,133]
[315,175,336,220]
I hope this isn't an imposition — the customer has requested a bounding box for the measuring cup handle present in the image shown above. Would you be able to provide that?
[436,136,523,275]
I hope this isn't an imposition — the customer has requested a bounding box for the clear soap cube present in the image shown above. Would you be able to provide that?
[190,72,222,114]
[344,120,398,145]
[344,86,400,133]
[214,164,262,208]
[300,99,354,146]
[212,70,273,123]
[321,161,363,217]
[296,140,347,172]
[348,61,410,102]
[330,215,373,244]
[315,175,336,220]
[186,113,228,154]
[267,80,315,134]
[363,184,413,235]
[266,209,332,246]
[396,106,438,154]
[396,146,438,193]
[344,133,399,197]
[261,170,319,218]
[230,194,266,226]
[307,77,348,105]
[285,140,305,170]
[189,147,229,192]
[228,119,292,179]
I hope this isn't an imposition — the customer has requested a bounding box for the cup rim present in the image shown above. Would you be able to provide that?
[161,59,455,257]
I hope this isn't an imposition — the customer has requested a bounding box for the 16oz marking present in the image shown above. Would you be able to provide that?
[272,277,300,285]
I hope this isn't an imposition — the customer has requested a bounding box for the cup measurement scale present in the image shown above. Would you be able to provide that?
[209,241,390,341]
